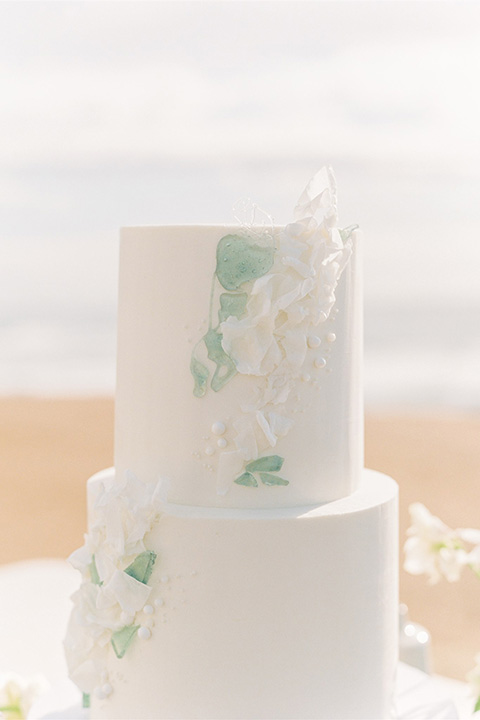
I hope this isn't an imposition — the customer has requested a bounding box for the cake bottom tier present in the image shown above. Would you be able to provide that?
[89,468,398,720]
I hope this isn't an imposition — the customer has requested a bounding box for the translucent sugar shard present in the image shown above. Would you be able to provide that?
[259,472,289,487]
[111,624,140,659]
[245,455,284,473]
[234,472,258,487]
[124,551,157,585]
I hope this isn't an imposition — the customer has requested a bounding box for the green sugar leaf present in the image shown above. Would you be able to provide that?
[191,356,209,398]
[339,224,359,242]
[124,551,157,585]
[218,292,248,323]
[475,697,480,714]
[259,472,289,487]
[246,455,284,473]
[111,625,140,659]
[90,555,102,586]
[234,472,258,487]
[215,234,274,291]
[204,328,237,392]
[82,694,91,709]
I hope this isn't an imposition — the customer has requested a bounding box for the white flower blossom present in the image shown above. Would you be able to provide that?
[65,471,164,697]
[404,503,468,584]
[0,673,48,719]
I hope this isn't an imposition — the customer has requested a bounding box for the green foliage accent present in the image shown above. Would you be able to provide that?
[218,292,248,323]
[124,551,157,585]
[90,555,102,586]
[82,693,91,709]
[246,455,284,473]
[204,328,237,392]
[111,625,140,659]
[191,356,209,398]
[339,224,359,242]
[215,234,274,291]
[234,472,258,487]
[474,697,480,714]
[259,472,289,486]
[0,705,22,719]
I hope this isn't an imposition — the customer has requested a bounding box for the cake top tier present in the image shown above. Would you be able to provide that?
[114,168,363,508]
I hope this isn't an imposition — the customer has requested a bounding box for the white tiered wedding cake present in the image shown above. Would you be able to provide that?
[65,168,398,719]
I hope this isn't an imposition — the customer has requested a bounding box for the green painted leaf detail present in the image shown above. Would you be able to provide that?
[218,292,248,323]
[111,624,140,659]
[191,356,209,398]
[90,555,102,586]
[124,551,157,585]
[245,455,284,473]
[215,234,274,291]
[474,697,480,714]
[204,328,237,392]
[259,472,289,486]
[234,472,258,487]
[82,693,91,709]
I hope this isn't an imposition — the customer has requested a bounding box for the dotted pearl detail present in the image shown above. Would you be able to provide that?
[211,421,226,435]
[307,335,321,348]
[326,332,336,343]
[217,437,228,449]
[315,357,327,369]
[138,626,151,640]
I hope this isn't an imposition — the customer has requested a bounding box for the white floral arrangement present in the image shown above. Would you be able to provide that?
[64,470,165,706]
[0,672,48,720]
[404,502,480,711]
[190,166,357,493]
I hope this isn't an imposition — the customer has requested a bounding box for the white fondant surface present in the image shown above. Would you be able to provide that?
[115,225,363,508]
[91,468,398,720]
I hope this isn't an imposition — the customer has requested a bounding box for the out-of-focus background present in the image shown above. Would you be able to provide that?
[1,0,480,683]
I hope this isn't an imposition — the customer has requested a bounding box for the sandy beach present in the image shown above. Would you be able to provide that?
[1,396,480,681]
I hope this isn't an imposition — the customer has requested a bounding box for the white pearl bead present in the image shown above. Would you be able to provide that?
[205,446,215,456]
[211,421,226,435]
[217,438,227,448]
[326,332,336,343]
[154,597,164,607]
[308,335,321,348]
[102,683,113,697]
[138,626,151,640]
[143,604,154,615]
[315,357,327,369]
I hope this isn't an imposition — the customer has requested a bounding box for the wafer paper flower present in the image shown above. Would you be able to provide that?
[403,503,467,584]
[65,471,165,698]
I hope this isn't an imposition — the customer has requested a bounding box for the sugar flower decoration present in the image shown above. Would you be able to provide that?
[191,166,357,492]
[65,470,165,702]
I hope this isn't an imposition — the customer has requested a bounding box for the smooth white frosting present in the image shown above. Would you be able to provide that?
[90,468,398,720]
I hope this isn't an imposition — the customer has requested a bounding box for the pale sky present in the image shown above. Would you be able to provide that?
[1,2,479,168]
